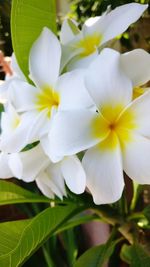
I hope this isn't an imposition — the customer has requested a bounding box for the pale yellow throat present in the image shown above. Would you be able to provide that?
[91,104,137,151]
[35,86,60,117]
[76,33,102,57]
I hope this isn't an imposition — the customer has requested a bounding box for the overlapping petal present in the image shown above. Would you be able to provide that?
[120,49,150,87]
[121,90,150,138]
[58,69,94,110]
[61,155,86,194]
[9,79,38,112]
[60,18,80,45]
[18,145,49,182]
[83,133,124,204]
[29,27,61,89]
[85,48,132,113]
[49,110,108,162]
[123,133,150,184]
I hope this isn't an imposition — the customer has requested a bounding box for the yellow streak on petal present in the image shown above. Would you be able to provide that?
[35,86,60,117]
[12,116,21,129]
[91,113,110,140]
[100,104,125,122]
[133,86,147,100]
[98,131,119,151]
[76,33,102,57]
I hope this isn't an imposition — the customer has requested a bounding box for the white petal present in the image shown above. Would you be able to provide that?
[61,155,86,194]
[60,18,80,45]
[49,110,106,162]
[29,27,61,88]
[83,134,124,204]
[27,109,51,141]
[40,135,63,162]
[0,111,39,153]
[0,153,13,178]
[66,50,98,71]
[8,153,23,178]
[60,40,83,73]
[0,79,12,104]
[11,53,26,80]
[19,144,49,182]
[58,69,94,110]
[123,133,150,184]
[9,80,38,112]
[85,48,132,112]
[83,3,147,45]
[41,162,66,199]
[36,174,54,198]
[1,104,20,134]
[123,90,150,137]
[120,49,150,87]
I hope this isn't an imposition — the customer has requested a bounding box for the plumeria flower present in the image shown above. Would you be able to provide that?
[48,48,150,205]
[120,49,150,99]
[9,144,86,199]
[60,3,147,70]
[3,27,93,154]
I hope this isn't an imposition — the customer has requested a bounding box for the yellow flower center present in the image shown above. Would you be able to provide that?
[92,104,137,151]
[76,33,102,57]
[35,86,60,117]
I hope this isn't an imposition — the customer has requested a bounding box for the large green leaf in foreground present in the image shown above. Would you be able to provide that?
[0,180,50,205]
[0,204,79,267]
[11,0,56,78]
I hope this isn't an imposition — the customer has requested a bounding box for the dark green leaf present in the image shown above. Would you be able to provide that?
[143,205,150,222]
[120,244,150,267]
[74,238,120,267]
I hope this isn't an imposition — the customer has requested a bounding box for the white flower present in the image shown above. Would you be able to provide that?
[48,48,150,205]
[2,28,93,154]
[60,3,147,70]
[10,144,86,199]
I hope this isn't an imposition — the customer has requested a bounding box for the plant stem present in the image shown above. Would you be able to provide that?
[42,245,55,267]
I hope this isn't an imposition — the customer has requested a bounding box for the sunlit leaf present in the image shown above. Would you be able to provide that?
[0,180,50,205]
[11,0,56,79]
[0,204,81,267]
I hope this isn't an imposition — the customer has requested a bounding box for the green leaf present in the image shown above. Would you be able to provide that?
[143,204,150,222]
[0,204,80,267]
[120,244,150,267]
[11,0,56,78]
[57,214,99,233]
[0,180,50,205]
[74,238,120,267]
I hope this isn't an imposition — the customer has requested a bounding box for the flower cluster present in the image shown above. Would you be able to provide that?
[0,3,150,204]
